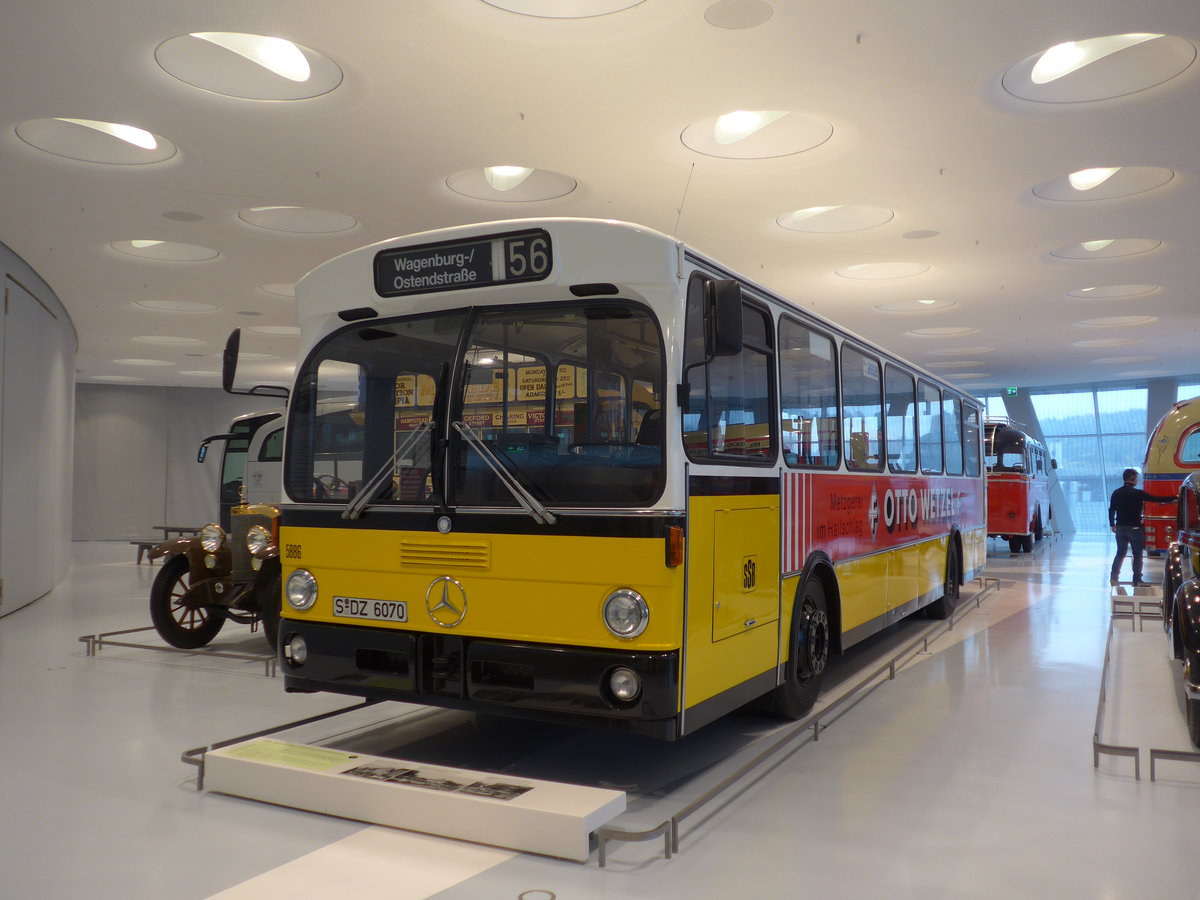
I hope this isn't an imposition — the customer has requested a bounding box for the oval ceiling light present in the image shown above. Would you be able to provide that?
[681,110,831,159]
[155,32,343,100]
[705,0,774,29]
[113,358,175,366]
[179,370,221,377]
[1033,166,1173,201]
[924,360,986,369]
[1072,337,1142,347]
[1074,315,1158,328]
[249,325,301,335]
[135,299,218,312]
[1050,239,1160,259]
[1002,33,1195,103]
[1065,284,1159,300]
[1092,356,1155,365]
[446,167,577,202]
[874,299,956,312]
[238,206,358,233]
[134,335,203,344]
[778,205,894,233]
[906,326,980,337]
[90,374,146,383]
[926,345,996,355]
[110,240,218,261]
[835,262,929,280]
[481,0,641,16]
[260,283,296,297]
[15,117,177,164]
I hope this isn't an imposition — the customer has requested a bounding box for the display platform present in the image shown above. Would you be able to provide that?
[205,737,625,862]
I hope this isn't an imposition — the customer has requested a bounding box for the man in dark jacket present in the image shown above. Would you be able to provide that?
[1109,468,1177,586]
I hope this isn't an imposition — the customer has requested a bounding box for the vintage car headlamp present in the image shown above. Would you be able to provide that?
[199,523,225,553]
[602,588,648,639]
[246,524,271,555]
[285,569,318,611]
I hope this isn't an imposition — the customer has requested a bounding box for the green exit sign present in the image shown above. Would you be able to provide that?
[1006,387,1018,396]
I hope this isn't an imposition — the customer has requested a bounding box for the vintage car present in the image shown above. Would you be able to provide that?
[1163,471,1200,745]
[148,502,282,649]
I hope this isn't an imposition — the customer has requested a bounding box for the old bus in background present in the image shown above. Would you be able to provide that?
[197,407,285,529]
[1143,395,1200,554]
[268,218,986,740]
[984,418,1054,553]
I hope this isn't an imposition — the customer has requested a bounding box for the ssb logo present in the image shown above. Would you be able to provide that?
[742,555,757,591]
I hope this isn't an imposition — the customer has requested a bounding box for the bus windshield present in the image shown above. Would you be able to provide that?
[285,300,665,509]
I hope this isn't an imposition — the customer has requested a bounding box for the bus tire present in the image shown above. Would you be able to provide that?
[1188,697,1200,749]
[772,578,830,719]
[1008,537,1021,553]
[1021,534,1034,553]
[150,554,225,649]
[926,540,961,620]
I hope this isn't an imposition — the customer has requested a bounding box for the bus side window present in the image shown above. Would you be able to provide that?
[841,344,883,471]
[918,380,942,474]
[963,406,981,477]
[779,317,838,468]
[885,364,917,474]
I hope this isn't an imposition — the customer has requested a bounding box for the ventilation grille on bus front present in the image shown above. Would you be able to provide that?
[399,541,490,569]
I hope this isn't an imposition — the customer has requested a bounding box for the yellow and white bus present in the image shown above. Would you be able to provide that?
[275,219,986,739]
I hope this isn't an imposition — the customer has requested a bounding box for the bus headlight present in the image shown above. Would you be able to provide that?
[602,589,648,639]
[608,666,642,703]
[286,569,318,611]
[199,523,225,553]
[246,525,271,555]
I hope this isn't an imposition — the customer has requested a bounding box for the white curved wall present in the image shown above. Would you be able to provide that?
[0,242,77,616]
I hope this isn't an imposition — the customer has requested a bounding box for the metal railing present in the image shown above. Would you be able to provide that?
[78,625,277,677]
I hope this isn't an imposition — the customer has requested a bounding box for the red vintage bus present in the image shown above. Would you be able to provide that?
[985,419,1054,553]
[1143,395,1200,553]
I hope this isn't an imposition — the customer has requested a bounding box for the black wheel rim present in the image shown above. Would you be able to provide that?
[796,598,829,683]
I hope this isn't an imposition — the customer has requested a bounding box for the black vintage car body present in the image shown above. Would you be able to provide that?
[1163,471,1200,745]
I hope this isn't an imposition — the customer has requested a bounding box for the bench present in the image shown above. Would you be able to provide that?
[130,539,159,565]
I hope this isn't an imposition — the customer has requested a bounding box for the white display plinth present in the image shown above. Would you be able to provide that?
[204,738,626,862]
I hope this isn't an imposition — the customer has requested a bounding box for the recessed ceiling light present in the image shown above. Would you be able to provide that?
[134,299,218,312]
[926,345,996,355]
[238,206,357,234]
[902,230,940,240]
[1002,33,1196,102]
[134,335,203,344]
[90,374,145,383]
[110,240,218,261]
[942,372,990,380]
[1050,239,1159,259]
[227,351,278,360]
[1033,167,1173,202]
[906,326,980,337]
[1091,356,1155,365]
[155,32,343,100]
[179,370,221,377]
[249,325,301,336]
[778,205,894,233]
[705,0,773,29]
[162,210,204,222]
[874,299,956,312]
[836,262,930,280]
[481,0,641,17]
[925,360,985,368]
[113,358,175,366]
[237,311,263,316]
[260,283,296,297]
[1065,284,1159,300]
[1072,337,1143,347]
[446,167,577,202]
[1074,315,1157,327]
[1117,369,1170,378]
[15,118,177,165]
[681,110,831,159]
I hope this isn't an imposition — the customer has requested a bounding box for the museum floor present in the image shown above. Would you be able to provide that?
[1,535,1197,899]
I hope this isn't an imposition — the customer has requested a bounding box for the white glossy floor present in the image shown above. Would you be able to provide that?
[2,536,1198,899]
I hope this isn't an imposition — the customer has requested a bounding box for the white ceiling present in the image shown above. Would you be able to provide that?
[2,0,1199,394]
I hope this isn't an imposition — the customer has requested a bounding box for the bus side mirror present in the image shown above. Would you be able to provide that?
[222,329,241,394]
[197,432,236,463]
[197,444,207,464]
[706,279,743,358]
[1051,458,1058,469]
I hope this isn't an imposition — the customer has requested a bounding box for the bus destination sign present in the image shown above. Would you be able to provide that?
[374,229,552,298]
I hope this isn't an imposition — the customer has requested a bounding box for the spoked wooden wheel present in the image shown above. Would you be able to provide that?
[149,555,224,649]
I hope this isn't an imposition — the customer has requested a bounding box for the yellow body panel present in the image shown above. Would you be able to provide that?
[281,525,683,651]
[684,494,781,707]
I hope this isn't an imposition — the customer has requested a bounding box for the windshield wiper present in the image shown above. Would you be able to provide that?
[451,421,557,525]
[341,421,433,520]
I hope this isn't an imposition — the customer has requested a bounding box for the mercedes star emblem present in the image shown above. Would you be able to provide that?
[425,575,467,627]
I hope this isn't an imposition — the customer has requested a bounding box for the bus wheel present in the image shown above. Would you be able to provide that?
[259,571,281,650]
[1188,697,1200,749]
[927,543,960,620]
[1008,537,1021,553]
[1034,517,1044,541]
[1021,534,1034,553]
[772,579,829,719]
[149,554,225,649]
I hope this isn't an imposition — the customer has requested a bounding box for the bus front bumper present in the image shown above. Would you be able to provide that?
[278,619,682,739]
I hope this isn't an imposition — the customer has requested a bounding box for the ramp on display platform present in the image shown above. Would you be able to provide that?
[184,577,999,866]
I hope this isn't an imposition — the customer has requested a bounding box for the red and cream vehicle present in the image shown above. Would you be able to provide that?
[1143,396,1200,554]
[984,419,1054,553]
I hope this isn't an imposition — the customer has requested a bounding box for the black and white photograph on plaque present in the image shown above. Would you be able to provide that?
[343,764,418,782]
[458,781,534,801]
[388,771,468,792]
